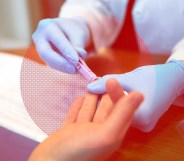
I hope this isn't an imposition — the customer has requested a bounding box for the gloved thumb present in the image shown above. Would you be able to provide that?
[75,46,88,59]
[87,75,122,94]
[87,78,106,94]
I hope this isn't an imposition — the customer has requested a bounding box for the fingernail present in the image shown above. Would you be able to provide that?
[76,47,87,58]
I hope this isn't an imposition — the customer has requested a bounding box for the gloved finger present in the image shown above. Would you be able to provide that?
[60,28,88,59]
[87,75,114,94]
[87,74,134,94]
[63,32,88,59]
[56,19,89,58]
[87,74,124,94]
[32,19,54,41]
[36,39,77,73]
[75,47,88,59]
[46,24,79,66]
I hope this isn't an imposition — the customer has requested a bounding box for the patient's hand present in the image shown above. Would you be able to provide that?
[28,79,143,161]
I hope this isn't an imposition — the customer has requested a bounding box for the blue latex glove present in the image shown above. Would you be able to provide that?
[32,18,90,73]
[87,60,184,132]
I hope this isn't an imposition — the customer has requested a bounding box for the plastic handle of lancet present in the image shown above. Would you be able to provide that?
[75,57,128,95]
[75,57,98,82]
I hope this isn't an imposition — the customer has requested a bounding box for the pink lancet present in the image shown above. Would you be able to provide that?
[76,57,98,82]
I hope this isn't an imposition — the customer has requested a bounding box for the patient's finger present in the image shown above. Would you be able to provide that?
[105,92,143,140]
[93,94,113,122]
[63,96,84,126]
[77,92,98,122]
[106,78,125,103]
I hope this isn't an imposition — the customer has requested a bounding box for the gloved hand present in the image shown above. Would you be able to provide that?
[87,60,184,132]
[32,17,90,73]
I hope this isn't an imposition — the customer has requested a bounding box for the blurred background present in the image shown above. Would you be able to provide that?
[0,1,64,160]
[0,0,64,50]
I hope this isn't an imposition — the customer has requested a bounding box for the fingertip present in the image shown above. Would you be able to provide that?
[123,91,144,110]
[86,84,94,93]
[132,92,144,102]
[86,83,106,94]
[86,85,98,94]
[106,78,125,103]
[106,78,124,91]
[75,47,87,59]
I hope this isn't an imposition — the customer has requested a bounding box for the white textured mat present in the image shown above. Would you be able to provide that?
[0,52,47,142]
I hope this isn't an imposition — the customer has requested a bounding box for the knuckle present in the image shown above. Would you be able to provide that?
[38,18,52,28]
[37,43,47,58]
[38,45,53,62]
[38,19,45,28]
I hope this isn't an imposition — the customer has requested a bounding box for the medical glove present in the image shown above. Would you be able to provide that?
[32,18,90,74]
[87,60,184,132]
